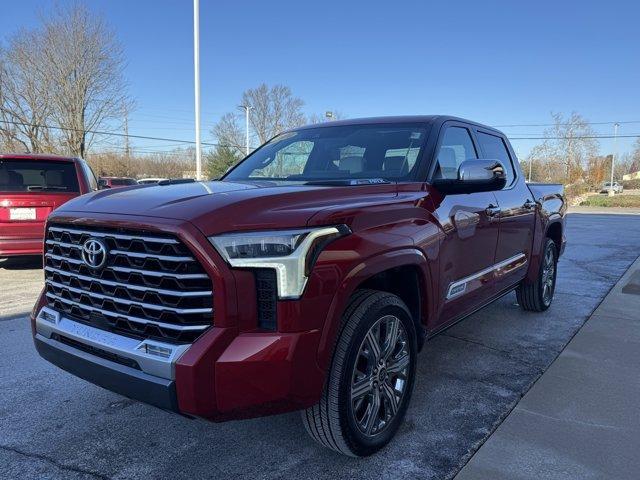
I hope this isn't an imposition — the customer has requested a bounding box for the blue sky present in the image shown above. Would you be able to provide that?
[2,0,639,158]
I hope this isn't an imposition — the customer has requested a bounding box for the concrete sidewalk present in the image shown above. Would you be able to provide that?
[456,255,640,480]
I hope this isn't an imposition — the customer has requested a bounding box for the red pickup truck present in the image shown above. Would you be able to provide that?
[31,116,565,456]
[1,154,97,259]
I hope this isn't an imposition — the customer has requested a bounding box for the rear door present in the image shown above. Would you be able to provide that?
[0,159,80,253]
[475,130,535,291]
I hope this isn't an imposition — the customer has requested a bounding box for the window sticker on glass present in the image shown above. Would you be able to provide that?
[410,132,422,140]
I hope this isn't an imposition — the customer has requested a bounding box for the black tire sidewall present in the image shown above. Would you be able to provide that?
[538,239,558,308]
[338,296,417,456]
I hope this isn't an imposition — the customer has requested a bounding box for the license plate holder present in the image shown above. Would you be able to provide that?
[9,207,37,221]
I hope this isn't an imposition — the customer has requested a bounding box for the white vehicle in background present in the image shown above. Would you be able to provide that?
[137,177,168,185]
[600,181,623,194]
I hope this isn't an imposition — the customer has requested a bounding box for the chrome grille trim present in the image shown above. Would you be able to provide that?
[46,239,194,262]
[44,223,214,344]
[109,249,194,262]
[45,253,208,280]
[45,266,212,297]
[45,293,208,332]
[48,226,179,244]
[109,265,208,280]
[46,279,213,314]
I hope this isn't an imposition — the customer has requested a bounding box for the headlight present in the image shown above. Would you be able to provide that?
[209,225,350,299]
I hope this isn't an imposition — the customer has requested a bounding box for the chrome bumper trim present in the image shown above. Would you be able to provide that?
[35,306,190,380]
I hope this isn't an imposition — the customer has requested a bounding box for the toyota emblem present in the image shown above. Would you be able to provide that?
[81,238,108,270]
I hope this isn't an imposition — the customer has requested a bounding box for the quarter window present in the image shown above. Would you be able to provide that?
[433,127,478,179]
[476,132,515,186]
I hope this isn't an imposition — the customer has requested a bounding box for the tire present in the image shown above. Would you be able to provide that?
[302,289,418,456]
[516,238,558,312]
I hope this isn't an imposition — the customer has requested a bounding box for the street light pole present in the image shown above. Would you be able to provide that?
[193,0,202,180]
[239,105,251,156]
[609,122,619,197]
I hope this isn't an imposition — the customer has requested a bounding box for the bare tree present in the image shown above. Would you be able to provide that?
[39,4,130,157]
[528,112,599,184]
[212,84,306,156]
[0,32,54,153]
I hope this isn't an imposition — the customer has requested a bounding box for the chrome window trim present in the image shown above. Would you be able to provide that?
[446,253,527,300]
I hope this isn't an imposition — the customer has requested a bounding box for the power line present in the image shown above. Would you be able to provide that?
[509,134,640,140]
[493,120,640,128]
[0,119,222,147]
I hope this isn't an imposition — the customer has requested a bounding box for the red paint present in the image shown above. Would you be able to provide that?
[32,116,566,421]
[0,154,95,257]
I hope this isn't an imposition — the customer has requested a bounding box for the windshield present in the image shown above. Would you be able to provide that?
[224,123,430,183]
[0,159,79,193]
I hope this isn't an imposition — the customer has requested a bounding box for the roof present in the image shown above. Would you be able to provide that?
[0,153,80,162]
[297,115,504,135]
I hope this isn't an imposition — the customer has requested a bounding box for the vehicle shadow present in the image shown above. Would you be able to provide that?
[0,256,42,270]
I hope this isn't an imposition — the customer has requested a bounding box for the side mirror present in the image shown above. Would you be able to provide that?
[97,179,110,190]
[433,159,507,194]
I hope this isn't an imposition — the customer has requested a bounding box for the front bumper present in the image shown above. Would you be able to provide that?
[33,305,324,420]
[34,334,178,411]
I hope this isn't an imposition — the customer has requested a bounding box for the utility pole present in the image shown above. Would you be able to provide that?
[123,103,131,174]
[609,122,619,196]
[193,0,202,180]
[528,158,533,182]
[239,105,251,156]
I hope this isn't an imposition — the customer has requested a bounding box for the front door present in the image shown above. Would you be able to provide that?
[428,123,501,328]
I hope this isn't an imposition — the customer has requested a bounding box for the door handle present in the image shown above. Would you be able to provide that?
[485,204,501,217]
[523,199,536,210]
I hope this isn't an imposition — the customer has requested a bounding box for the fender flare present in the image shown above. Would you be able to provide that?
[315,247,433,372]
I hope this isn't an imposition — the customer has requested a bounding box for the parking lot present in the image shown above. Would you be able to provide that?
[1,212,639,480]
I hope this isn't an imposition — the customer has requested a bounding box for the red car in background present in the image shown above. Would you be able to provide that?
[0,154,97,258]
[98,177,138,188]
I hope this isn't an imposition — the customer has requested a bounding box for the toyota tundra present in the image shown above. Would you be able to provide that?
[31,116,566,456]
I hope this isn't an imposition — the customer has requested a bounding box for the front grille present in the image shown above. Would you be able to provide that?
[44,224,213,344]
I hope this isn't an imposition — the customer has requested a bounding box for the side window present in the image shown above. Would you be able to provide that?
[476,132,515,186]
[249,141,314,178]
[81,162,98,190]
[434,126,477,179]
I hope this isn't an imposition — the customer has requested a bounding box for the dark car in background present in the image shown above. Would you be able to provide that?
[98,177,138,189]
[0,154,97,258]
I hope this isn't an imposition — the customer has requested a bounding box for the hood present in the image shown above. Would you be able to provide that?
[56,180,399,234]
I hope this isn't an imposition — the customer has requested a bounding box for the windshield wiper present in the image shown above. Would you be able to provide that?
[304,178,391,186]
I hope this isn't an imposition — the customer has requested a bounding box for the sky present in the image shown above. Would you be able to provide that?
[1,0,639,159]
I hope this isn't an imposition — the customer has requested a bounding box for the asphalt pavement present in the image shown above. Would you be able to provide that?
[1,213,639,480]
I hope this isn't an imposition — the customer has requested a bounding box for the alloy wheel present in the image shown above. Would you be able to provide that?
[541,247,556,306]
[350,315,411,437]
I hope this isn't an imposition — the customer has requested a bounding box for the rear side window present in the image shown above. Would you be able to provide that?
[0,160,80,193]
[433,126,478,179]
[476,132,515,186]
[80,162,98,190]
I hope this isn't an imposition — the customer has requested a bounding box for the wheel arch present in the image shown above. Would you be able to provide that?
[316,248,432,372]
